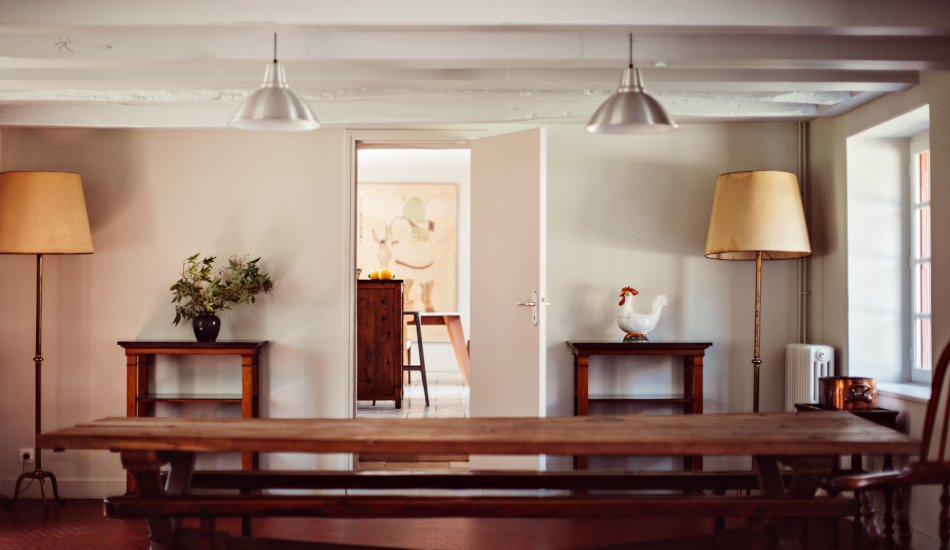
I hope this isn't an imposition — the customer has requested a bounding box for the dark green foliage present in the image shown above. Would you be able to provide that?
[170,253,274,325]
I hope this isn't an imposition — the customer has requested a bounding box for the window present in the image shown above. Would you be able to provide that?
[911,135,932,383]
[846,105,930,386]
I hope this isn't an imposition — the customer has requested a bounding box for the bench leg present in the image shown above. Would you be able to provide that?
[200,517,215,550]
[748,517,765,550]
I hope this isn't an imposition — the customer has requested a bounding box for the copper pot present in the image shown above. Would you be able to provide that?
[818,377,877,410]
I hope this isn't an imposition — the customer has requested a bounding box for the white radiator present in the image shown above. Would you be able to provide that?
[785,344,835,411]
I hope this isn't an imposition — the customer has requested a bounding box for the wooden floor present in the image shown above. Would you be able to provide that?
[0,498,870,549]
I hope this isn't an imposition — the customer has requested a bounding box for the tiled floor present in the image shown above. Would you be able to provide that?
[356,369,469,419]
[357,368,470,470]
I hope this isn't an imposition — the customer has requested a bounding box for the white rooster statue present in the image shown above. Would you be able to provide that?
[617,287,669,342]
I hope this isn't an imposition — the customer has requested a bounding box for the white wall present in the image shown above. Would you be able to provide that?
[809,71,950,549]
[0,128,352,497]
[544,122,802,468]
[0,120,811,494]
[356,148,471,372]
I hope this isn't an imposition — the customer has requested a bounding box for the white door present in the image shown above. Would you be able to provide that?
[470,129,546,468]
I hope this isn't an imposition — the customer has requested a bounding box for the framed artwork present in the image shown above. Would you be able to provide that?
[357,183,458,341]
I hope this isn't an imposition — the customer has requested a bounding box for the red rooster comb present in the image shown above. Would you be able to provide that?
[618,286,638,305]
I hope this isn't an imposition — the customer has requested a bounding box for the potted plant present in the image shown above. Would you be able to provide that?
[170,253,274,342]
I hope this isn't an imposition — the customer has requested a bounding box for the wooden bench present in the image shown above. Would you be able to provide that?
[41,414,919,550]
[107,468,858,550]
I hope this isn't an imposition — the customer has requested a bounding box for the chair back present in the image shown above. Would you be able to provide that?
[921,341,950,463]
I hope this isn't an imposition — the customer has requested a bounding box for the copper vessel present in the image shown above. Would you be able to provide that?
[818,377,877,410]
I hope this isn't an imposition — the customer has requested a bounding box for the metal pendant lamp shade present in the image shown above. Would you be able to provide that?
[586,34,677,134]
[229,35,320,132]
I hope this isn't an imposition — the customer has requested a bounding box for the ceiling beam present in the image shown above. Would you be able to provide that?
[1,0,948,35]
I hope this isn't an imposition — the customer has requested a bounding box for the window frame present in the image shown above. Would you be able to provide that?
[910,134,932,384]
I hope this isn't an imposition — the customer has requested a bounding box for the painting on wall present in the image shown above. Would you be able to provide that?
[358,183,458,341]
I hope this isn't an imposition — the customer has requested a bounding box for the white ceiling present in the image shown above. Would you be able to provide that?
[0,0,948,128]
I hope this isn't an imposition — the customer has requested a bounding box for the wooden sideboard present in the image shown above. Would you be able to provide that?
[357,280,404,408]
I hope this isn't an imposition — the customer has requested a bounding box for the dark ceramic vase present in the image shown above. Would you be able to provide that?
[192,313,221,342]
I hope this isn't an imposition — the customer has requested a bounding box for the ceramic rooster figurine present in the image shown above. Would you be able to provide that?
[617,287,669,342]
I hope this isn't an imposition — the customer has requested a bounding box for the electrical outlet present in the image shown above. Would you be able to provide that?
[18,448,33,464]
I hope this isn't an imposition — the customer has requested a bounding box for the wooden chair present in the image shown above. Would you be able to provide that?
[403,311,430,406]
[832,340,950,549]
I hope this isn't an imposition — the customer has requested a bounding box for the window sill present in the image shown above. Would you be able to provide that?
[877,382,931,404]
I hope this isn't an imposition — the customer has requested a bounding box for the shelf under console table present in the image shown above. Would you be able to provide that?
[567,340,713,470]
[118,340,268,489]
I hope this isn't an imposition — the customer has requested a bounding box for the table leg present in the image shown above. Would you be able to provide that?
[444,316,470,386]
[126,354,137,418]
[682,355,703,471]
[753,456,786,497]
[240,353,259,471]
[120,450,195,550]
[136,355,149,417]
[574,355,589,470]
[242,352,262,537]
[126,353,150,493]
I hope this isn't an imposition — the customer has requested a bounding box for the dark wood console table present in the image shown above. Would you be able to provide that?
[119,340,268,482]
[567,341,713,469]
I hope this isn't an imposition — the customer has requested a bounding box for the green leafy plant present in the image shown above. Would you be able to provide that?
[170,253,274,325]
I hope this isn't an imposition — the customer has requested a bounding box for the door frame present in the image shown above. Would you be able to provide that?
[343,129,485,433]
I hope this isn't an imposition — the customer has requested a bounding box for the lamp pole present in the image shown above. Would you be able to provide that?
[752,251,763,414]
[10,253,64,507]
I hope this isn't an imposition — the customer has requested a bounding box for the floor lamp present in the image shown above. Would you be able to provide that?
[0,171,94,507]
[704,171,810,413]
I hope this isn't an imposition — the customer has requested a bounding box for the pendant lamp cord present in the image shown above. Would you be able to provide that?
[273,32,278,64]
[628,33,634,69]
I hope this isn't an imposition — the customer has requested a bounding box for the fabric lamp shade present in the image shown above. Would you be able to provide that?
[0,171,94,254]
[705,170,810,260]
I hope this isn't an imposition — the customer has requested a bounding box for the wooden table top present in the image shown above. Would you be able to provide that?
[42,412,919,458]
[118,340,268,351]
[567,341,713,353]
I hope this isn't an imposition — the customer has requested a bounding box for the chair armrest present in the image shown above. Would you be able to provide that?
[830,470,911,491]
[832,462,950,491]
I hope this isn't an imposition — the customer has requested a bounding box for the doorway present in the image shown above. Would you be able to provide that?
[353,144,472,430]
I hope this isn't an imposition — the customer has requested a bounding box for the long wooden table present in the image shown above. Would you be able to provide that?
[42,413,919,549]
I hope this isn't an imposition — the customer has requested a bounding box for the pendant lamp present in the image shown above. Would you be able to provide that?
[229,33,320,131]
[586,34,677,134]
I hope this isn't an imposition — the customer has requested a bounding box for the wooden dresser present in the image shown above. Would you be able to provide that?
[357,279,404,408]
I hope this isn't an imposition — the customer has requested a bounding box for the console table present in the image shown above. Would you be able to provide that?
[567,341,713,469]
[118,340,268,483]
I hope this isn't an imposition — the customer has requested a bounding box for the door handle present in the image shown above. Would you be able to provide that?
[516,291,543,326]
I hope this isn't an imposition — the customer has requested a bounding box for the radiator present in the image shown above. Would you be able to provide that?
[785,344,835,411]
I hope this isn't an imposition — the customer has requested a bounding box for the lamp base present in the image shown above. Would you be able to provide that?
[7,468,64,509]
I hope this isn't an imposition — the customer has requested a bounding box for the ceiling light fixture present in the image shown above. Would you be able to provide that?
[586,33,677,134]
[229,33,320,132]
